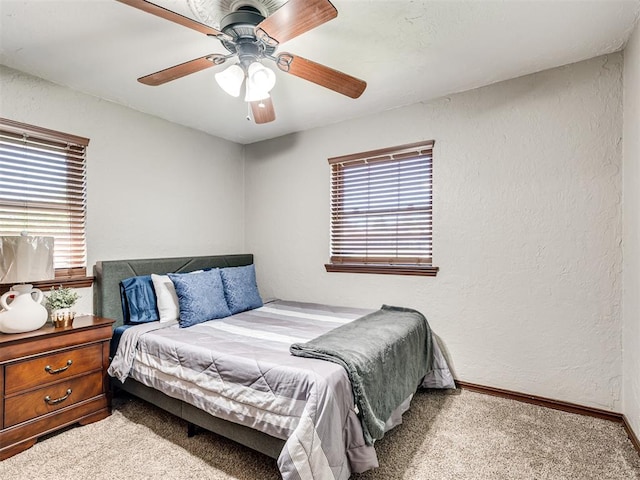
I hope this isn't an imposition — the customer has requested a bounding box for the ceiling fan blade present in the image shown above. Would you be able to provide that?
[116,0,224,37]
[276,53,366,99]
[250,98,276,124]
[256,0,337,45]
[138,54,227,86]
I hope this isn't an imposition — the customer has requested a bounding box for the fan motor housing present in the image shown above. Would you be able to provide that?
[220,8,263,32]
[219,7,276,58]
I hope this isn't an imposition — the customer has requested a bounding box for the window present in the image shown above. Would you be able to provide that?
[0,118,92,289]
[325,140,438,276]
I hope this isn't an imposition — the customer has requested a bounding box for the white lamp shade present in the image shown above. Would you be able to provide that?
[0,235,54,283]
[248,62,276,93]
[215,64,245,97]
[244,85,271,102]
[244,63,275,102]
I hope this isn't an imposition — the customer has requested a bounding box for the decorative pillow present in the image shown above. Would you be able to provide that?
[220,264,263,315]
[151,273,180,323]
[120,275,159,324]
[168,269,231,328]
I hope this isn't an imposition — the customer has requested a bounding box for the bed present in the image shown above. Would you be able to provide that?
[95,254,454,480]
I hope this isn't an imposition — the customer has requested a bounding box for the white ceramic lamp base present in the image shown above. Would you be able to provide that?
[0,284,48,334]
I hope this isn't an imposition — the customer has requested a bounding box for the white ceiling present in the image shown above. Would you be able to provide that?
[1,0,639,145]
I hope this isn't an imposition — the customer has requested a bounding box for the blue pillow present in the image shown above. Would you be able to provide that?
[120,275,159,324]
[220,264,263,315]
[168,269,231,328]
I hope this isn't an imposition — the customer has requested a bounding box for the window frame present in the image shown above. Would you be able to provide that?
[325,140,438,277]
[0,118,93,293]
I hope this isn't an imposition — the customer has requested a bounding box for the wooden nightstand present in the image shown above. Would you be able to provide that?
[0,315,114,460]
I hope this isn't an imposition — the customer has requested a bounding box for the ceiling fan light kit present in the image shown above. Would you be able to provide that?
[216,60,276,101]
[117,0,367,124]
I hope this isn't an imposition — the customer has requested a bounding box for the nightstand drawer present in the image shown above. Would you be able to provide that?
[5,343,103,395]
[4,370,104,428]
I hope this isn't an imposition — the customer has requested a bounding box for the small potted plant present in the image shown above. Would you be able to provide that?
[45,286,80,327]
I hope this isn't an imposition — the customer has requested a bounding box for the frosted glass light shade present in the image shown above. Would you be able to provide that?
[248,62,276,92]
[244,86,270,102]
[215,64,245,97]
[0,235,54,284]
[244,62,275,102]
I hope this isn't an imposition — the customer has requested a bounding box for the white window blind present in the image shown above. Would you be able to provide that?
[0,118,89,280]
[326,140,436,276]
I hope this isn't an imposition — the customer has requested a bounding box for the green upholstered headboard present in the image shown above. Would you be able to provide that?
[93,254,254,328]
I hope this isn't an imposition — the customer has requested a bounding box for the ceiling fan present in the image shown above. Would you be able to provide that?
[116,0,367,124]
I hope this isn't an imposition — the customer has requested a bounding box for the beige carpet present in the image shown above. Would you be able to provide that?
[1,389,639,480]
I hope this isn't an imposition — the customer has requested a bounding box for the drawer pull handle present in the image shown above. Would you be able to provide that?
[44,389,72,405]
[44,360,73,374]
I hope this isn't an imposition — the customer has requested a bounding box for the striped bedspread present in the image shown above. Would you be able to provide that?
[108,300,454,480]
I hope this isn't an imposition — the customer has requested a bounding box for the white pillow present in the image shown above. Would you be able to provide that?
[151,273,179,322]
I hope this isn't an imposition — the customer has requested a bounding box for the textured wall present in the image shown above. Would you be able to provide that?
[623,22,640,438]
[0,66,246,314]
[245,55,624,410]
[0,53,629,414]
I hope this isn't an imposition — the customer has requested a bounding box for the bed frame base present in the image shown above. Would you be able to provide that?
[115,378,286,459]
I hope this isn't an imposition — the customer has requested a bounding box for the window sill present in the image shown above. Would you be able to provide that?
[324,264,439,277]
[0,276,94,295]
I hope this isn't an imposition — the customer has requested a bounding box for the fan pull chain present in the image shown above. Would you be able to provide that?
[246,102,251,122]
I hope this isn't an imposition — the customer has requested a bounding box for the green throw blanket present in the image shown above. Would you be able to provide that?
[290,305,433,445]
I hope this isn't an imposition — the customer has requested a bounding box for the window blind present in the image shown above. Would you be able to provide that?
[0,118,89,280]
[328,140,434,271]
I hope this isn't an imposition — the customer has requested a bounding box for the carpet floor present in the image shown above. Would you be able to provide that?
[1,389,639,479]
